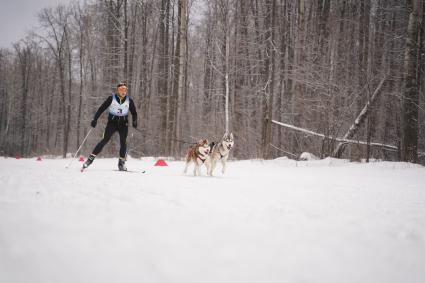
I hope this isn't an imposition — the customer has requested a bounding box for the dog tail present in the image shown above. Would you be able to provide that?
[185,147,194,162]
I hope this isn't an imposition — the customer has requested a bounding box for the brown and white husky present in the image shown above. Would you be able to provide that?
[208,132,234,176]
[183,139,211,176]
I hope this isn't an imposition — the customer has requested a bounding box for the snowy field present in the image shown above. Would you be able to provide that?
[0,156,424,283]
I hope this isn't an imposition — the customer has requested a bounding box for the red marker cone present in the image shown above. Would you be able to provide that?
[36,156,42,161]
[154,159,168,166]
[79,156,85,162]
[16,155,21,160]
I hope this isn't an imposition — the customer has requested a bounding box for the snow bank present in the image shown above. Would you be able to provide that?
[271,156,350,167]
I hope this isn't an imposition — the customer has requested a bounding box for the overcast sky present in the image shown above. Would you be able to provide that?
[0,0,207,48]
[0,0,72,48]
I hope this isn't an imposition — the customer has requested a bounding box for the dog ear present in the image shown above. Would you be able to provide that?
[230,133,234,140]
[223,132,228,140]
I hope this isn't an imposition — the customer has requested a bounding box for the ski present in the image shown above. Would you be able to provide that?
[113,169,146,173]
[80,168,145,173]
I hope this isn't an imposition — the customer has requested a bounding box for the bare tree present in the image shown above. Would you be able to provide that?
[38,6,71,158]
[169,0,189,156]
[401,0,423,162]
[13,42,33,156]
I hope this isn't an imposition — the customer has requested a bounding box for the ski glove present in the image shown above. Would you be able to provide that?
[132,120,137,128]
[91,120,97,128]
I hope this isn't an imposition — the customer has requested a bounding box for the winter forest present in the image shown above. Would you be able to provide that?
[0,0,424,163]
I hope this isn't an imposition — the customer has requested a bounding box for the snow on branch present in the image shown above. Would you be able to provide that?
[269,143,297,157]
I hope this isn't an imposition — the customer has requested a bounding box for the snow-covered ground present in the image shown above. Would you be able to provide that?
[0,156,424,283]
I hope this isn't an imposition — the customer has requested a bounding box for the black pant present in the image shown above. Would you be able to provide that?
[92,120,128,158]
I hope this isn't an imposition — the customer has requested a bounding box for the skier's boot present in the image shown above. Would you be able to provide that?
[82,154,96,170]
[118,158,127,171]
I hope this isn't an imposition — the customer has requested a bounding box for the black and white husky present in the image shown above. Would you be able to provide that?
[208,132,234,176]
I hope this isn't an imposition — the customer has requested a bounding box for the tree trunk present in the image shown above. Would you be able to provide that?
[123,0,128,82]
[14,45,31,157]
[158,0,170,153]
[65,27,72,158]
[262,0,276,159]
[77,19,84,148]
[224,2,230,134]
[333,76,387,158]
[292,0,306,154]
[401,0,423,162]
[171,0,188,157]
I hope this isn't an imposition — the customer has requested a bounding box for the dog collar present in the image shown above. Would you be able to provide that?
[218,145,226,159]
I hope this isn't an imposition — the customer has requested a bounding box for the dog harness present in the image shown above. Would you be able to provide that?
[216,144,226,159]
[211,142,225,160]
[218,148,225,159]
[109,94,130,117]
[196,150,207,163]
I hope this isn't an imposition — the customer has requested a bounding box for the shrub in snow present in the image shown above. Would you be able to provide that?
[299,152,319,161]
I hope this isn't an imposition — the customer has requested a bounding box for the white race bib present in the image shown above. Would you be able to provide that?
[109,94,129,116]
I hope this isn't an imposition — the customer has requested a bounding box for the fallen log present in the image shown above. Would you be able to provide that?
[271,120,398,152]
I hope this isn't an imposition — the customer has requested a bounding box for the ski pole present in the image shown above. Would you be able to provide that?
[66,128,93,169]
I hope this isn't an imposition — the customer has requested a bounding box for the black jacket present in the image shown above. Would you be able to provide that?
[93,94,137,123]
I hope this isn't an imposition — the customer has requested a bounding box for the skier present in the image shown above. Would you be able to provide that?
[83,82,138,171]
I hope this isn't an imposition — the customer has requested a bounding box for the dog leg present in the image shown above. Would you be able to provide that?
[193,163,199,176]
[206,160,212,176]
[197,162,202,176]
[221,157,227,175]
[210,159,217,176]
[183,161,190,174]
